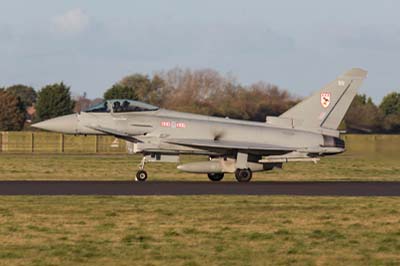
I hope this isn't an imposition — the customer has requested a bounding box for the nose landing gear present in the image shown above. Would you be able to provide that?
[135,157,148,181]
[136,170,148,181]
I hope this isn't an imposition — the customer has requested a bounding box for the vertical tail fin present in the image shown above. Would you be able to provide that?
[280,68,368,130]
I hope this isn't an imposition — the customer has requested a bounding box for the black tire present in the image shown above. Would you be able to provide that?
[136,170,148,181]
[207,173,224,182]
[235,169,252,182]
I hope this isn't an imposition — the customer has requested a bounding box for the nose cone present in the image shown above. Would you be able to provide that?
[32,114,78,134]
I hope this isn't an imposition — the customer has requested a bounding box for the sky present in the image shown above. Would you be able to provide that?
[1,0,399,103]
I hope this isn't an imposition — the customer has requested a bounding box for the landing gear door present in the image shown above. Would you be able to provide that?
[131,142,161,154]
[145,154,180,163]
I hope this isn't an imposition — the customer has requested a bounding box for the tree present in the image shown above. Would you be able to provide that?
[154,67,296,121]
[156,68,237,115]
[379,92,400,116]
[344,94,382,133]
[35,82,75,121]
[245,82,297,121]
[119,74,152,101]
[6,84,37,108]
[382,114,400,132]
[104,74,166,105]
[148,74,165,105]
[103,84,137,101]
[0,89,26,131]
[74,96,92,113]
[379,92,400,132]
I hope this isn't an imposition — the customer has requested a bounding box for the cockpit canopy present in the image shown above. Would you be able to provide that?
[85,99,159,113]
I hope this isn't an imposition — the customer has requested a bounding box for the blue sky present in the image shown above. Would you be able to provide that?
[1,0,399,103]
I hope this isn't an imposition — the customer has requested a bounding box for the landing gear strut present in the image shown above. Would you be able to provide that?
[136,156,148,181]
[235,169,252,182]
[234,152,252,182]
[207,173,224,182]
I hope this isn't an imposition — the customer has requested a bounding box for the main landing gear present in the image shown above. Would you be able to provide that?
[207,173,224,182]
[207,169,252,182]
[234,152,252,182]
[135,157,148,181]
[235,168,252,182]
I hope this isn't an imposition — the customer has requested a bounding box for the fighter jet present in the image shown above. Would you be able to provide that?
[32,68,367,182]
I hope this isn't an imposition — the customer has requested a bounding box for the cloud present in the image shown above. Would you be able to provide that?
[53,8,89,34]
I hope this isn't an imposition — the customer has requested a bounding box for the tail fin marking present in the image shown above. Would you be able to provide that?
[279,68,367,130]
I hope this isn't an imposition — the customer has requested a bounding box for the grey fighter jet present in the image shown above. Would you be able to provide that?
[32,68,367,182]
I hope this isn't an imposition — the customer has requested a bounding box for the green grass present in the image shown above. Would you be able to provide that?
[0,196,400,266]
[0,152,399,181]
[1,134,399,181]
[0,135,399,265]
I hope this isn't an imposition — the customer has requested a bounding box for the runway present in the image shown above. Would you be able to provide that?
[0,181,399,196]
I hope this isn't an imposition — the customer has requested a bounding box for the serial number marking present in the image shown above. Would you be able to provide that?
[161,121,186,128]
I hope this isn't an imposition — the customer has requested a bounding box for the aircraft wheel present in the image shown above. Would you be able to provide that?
[235,169,252,182]
[207,173,224,182]
[136,170,148,182]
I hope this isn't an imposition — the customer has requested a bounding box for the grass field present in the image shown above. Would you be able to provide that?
[1,196,400,266]
[0,135,399,265]
[1,134,399,181]
[0,152,399,181]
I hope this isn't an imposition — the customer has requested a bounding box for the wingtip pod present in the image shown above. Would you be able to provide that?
[341,68,368,79]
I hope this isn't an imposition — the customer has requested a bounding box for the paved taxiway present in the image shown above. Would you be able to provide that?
[0,181,399,196]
